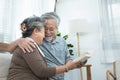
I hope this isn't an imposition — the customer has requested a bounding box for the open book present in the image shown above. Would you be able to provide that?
[73,51,93,62]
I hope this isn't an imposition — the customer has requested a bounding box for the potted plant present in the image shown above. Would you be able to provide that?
[57,31,74,55]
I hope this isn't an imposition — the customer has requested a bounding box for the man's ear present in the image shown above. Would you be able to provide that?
[21,23,27,31]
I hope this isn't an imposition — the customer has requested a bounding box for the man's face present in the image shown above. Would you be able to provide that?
[45,19,58,41]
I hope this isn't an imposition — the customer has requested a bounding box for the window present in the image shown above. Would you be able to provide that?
[99,0,120,62]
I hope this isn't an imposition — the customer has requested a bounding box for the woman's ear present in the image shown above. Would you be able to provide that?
[33,28,39,34]
[21,23,27,31]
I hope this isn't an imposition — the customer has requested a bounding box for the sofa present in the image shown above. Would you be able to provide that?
[0,53,12,80]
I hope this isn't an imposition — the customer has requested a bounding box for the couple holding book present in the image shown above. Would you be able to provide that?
[0,12,87,80]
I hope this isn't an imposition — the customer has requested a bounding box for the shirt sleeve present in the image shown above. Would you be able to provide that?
[63,40,74,62]
[22,48,56,78]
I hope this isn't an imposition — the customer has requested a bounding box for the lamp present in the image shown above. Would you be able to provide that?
[69,19,90,80]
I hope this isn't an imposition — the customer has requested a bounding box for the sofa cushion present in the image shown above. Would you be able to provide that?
[0,53,12,79]
[0,77,7,80]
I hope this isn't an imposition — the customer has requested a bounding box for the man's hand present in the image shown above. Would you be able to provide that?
[17,38,36,53]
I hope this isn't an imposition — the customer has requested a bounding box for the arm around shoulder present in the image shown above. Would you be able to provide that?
[0,38,21,53]
[0,42,11,52]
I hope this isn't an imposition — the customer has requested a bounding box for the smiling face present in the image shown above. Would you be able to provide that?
[44,19,58,42]
[30,27,45,45]
[37,27,45,44]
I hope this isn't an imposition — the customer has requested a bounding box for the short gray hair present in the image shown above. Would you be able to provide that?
[41,12,60,26]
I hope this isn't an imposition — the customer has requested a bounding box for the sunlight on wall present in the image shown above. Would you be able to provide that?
[112,3,120,18]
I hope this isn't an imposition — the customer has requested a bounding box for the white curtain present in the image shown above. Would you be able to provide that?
[0,0,55,43]
[99,0,120,63]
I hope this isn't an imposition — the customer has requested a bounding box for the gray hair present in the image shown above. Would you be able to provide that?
[22,16,45,38]
[29,21,44,30]
[41,12,60,26]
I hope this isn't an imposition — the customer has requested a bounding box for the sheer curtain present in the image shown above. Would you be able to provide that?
[99,0,120,63]
[0,0,55,43]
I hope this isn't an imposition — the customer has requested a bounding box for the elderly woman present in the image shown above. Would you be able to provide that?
[7,16,85,80]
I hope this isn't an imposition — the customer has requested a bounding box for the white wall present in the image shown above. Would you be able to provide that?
[56,0,113,80]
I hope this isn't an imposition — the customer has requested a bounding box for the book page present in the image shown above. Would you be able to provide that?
[73,51,93,62]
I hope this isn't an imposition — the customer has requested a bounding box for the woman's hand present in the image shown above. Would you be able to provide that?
[65,60,87,71]
[76,60,87,68]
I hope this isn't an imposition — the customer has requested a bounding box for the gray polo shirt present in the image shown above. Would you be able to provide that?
[39,36,73,80]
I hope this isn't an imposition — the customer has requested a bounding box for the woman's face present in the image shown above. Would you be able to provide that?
[35,27,45,44]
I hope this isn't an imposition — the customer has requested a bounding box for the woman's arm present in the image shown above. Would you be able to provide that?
[21,48,56,78]
[21,48,85,78]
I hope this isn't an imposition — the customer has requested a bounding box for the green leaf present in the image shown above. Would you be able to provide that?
[69,49,74,55]
[57,31,61,37]
[63,35,68,40]
[67,44,74,48]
